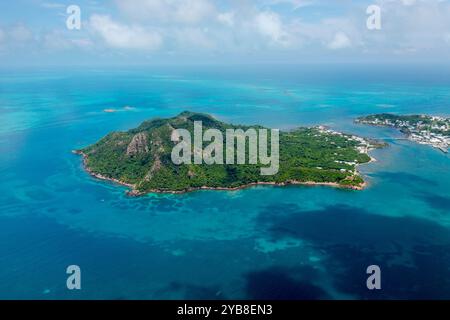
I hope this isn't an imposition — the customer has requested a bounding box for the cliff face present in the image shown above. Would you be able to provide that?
[77,111,375,193]
[126,132,149,156]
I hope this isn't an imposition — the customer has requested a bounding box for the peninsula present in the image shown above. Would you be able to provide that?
[75,112,382,195]
[356,114,449,153]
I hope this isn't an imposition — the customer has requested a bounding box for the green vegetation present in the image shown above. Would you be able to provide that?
[77,111,379,194]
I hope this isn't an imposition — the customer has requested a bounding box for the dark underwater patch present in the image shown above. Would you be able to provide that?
[258,204,450,247]
[160,282,225,300]
[67,208,83,215]
[322,243,450,300]
[257,203,450,299]
[415,192,450,213]
[244,266,328,300]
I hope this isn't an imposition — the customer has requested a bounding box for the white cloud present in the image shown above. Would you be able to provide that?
[115,0,216,24]
[89,15,162,50]
[372,0,450,53]
[328,32,351,50]
[254,11,292,46]
[43,31,72,50]
[9,25,33,42]
[217,12,235,27]
[3,0,450,63]
[174,0,216,24]
[267,0,316,10]
[400,0,416,6]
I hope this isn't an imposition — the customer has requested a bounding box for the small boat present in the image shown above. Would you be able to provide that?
[438,146,449,153]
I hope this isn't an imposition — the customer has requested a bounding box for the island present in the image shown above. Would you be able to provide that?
[74,111,383,195]
[356,113,449,153]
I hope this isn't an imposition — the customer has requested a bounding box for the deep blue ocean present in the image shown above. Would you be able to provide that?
[1,64,450,299]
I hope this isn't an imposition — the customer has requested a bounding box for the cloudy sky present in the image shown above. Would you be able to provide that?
[0,0,449,66]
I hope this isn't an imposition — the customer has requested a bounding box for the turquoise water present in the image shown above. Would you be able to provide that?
[1,65,450,299]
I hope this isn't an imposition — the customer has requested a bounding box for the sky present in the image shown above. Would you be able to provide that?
[0,0,449,66]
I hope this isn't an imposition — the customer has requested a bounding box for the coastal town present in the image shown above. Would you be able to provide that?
[356,114,450,153]
[317,125,379,154]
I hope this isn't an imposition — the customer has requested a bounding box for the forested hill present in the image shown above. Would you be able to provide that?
[76,111,380,194]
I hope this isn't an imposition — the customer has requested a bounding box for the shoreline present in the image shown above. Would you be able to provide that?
[73,150,369,197]
[128,180,367,197]
[408,135,449,154]
[355,119,449,154]
[73,150,136,189]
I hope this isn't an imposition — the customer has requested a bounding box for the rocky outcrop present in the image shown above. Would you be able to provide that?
[144,133,164,180]
[126,132,149,156]
[145,157,162,181]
